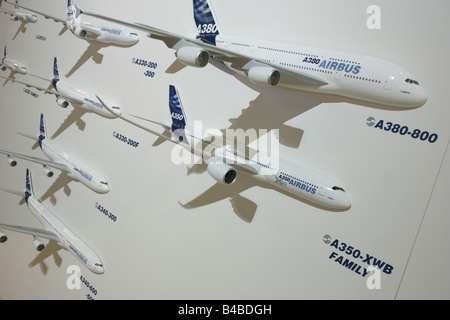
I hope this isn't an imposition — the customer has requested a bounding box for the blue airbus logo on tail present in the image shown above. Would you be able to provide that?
[39,114,46,148]
[52,57,60,89]
[193,0,219,45]
[25,169,32,204]
[169,85,188,144]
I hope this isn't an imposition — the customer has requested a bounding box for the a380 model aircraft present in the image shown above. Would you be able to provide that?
[1,46,27,74]
[84,0,426,108]
[0,114,110,194]
[0,57,122,118]
[98,85,351,211]
[0,169,105,274]
[8,0,139,45]
[0,0,37,23]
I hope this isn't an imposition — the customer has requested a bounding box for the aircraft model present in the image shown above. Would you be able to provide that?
[0,0,37,23]
[1,46,28,74]
[83,0,427,108]
[0,169,105,274]
[97,85,351,210]
[0,114,110,194]
[8,0,139,45]
[0,57,122,118]
[0,46,28,74]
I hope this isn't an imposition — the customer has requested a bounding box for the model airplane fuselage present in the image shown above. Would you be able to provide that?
[0,169,104,274]
[212,34,427,108]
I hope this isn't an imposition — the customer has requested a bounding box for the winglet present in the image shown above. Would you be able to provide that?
[3,46,6,58]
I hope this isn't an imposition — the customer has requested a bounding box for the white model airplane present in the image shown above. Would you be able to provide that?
[0,0,37,23]
[0,46,28,74]
[97,85,351,210]
[8,0,139,45]
[83,0,427,108]
[0,57,122,118]
[0,169,105,274]
[0,114,110,194]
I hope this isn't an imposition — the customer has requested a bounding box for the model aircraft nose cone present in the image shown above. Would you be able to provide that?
[415,88,428,107]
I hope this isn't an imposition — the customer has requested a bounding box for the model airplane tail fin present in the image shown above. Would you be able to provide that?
[67,0,82,22]
[193,0,220,45]
[52,57,60,89]
[169,85,189,145]
[38,114,47,148]
[25,169,34,202]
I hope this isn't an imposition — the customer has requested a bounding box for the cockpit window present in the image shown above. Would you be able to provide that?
[100,181,108,185]
[332,186,345,192]
[405,78,419,85]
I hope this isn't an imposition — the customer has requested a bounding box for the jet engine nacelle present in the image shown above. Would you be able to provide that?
[207,162,237,185]
[7,155,17,167]
[43,165,54,178]
[1,66,6,71]
[73,27,88,38]
[33,236,45,251]
[0,230,7,243]
[247,67,281,86]
[56,97,69,108]
[175,46,210,68]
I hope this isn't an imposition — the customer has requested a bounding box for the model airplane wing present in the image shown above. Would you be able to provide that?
[0,223,60,242]
[0,149,72,174]
[0,75,56,95]
[82,12,328,87]
[0,7,13,16]
[7,0,66,24]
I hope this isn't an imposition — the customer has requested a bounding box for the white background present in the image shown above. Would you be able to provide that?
[0,0,449,299]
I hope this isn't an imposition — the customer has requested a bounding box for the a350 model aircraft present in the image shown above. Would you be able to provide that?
[1,46,27,74]
[0,0,37,23]
[98,85,351,211]
[0,114,110,194]
[83,0,426,108]
[0,57,122,118]
[8,0,139,45]
[0,169,105,274]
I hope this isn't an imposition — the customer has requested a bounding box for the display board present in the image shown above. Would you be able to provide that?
[0,0,449,300]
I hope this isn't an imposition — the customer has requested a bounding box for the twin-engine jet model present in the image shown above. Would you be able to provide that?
[0,169,104,274]
[0,0,37,23]
[1,46,27,74]
[98,85,351,211]
[0,114,110,194]
[8,0,139,45]
[0,57,122,118]
[84,0,427,108]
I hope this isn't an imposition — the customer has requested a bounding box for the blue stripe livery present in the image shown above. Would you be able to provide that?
[193,0,219,45]
[52,57,60,89]
[39,114,46,148]
[169,85,188,144]
[25,169,33,203]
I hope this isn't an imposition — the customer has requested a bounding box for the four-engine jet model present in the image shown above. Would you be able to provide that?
[0,114,110,194]
[98,85,351,210]
[0,0,37,23]
[83,0,427,108]
[8,0,139,45]
[0,57,122,118]
[0,169,105,274]
[1,46,27,74]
